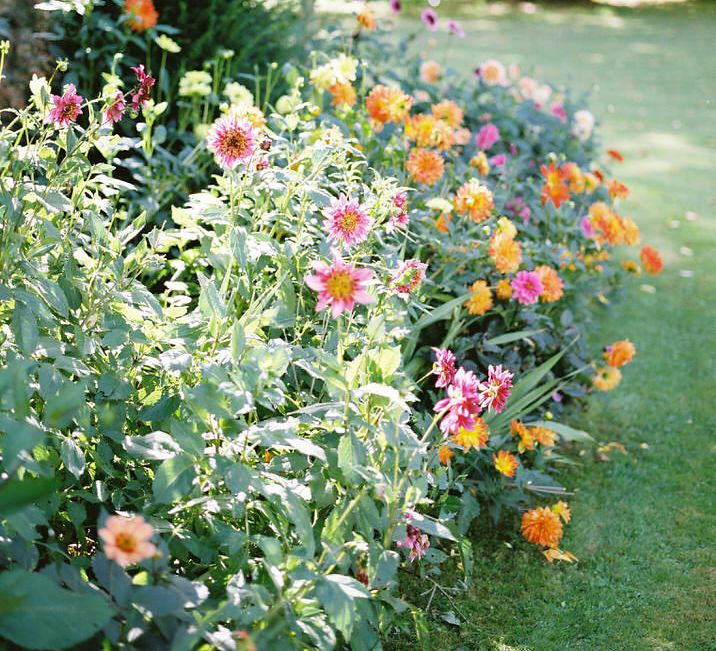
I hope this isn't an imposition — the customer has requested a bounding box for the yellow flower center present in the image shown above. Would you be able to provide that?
[339,210,359,233]
[325,270,354,300]
[224,130,248,156]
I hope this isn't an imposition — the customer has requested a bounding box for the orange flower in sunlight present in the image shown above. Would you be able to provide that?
[521,507,563,548]
[431,99,464,128]
[493,450,518,477]
[604,339,636,368]
[640,244,663,274]
[489,233,522,274]
[406,148,444,185]
[593,366,622,391]
[540,162,570,208]
[420,60,442,84]
[530,425,557,448]
[356,3,376,30]
[454,179,494,223]
[608,179,630,199]
[366,85,414,124]
[561,162,585,194]
[405,113,454,150]
[124,0,158,32]
[621,216,640,245]
[465,280,493,315]
[438,444,455,465]
[583,171,601,193]
[535,265,564,302]
[328,81,356,108]
[451,418,490,452]
[589,202,625,246]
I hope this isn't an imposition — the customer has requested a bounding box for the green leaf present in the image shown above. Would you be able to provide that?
[60,438,85,479]
[0,476,57,515]
[152,454,196,503]
[0,569,113,649]
[527,419,594,443]
[44,383,85,429]
[315,574,369,640]
[484,328,545,346]
[409,513,456,541]
[372,551,399,589]
[11,304,38,356]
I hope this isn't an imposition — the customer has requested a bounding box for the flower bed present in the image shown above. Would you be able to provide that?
[0,3,662,649]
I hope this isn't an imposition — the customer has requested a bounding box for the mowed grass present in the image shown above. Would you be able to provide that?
[386,3,716,650]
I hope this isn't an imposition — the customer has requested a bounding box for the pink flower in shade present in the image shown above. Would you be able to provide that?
[475,123,500,151]
[550,102,568,123]
[421,8,438,31]
[507,197,531,224]
[389,0,401,13]
[431,347,456,388]
[448,19,465,38]
[98,514,157,567]
[434,367,483,435]
[510,143,519,156]
[304,253,374,318]
[580,216,595,238]
[396,524,430,562]
[102,91,126,126]
[490,153,507,168]
[207,114,259,169]
[391,259,427,294]
[511,270,544,305]
[477,364,513,413]
[323,194,372,247]
[129,64,155,111]
[44,83,83,128]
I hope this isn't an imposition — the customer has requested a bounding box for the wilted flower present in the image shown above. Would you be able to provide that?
[305,253,374,318]
[45,83,83,128]
[396,524,430,561]
[98,514,157,566]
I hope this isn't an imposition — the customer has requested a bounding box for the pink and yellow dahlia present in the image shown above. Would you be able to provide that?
[305,254,374,318]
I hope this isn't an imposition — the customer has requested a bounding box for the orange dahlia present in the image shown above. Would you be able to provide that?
[593,366,622,391]
[438,444,455,465]
[489,233,522,274]
[366,85,413,124]
[535,265,564,302]
[530,425,557,448]
[454,179,493,223]
[405,114,454,150]
[561,162,585,194]
[431,99,464,128]
[495,278,513,299]
[583,171,601,193]
[124,0,158,32]
[420,60,442,84]
[522,507,563,548]
[540,162,570,208]
[435,213,452,233]
[604,339,636,368]
[589,201,625,246]
[356,4,376,30]
[493,450,518,477]
[406,148,444,185]
[511,419,534,452]
[451,418,489,452]
[621,216,640,245]
[328,81,356,108]
[608,179,630,199]
[640,244,663,275]
[464,280,493,315]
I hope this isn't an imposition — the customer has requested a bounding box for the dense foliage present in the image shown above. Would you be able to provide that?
[0,2,662,649]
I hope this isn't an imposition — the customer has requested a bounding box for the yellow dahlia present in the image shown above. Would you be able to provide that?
[451,418,489,452]
[464,280,493,316]
[593,366,622,391]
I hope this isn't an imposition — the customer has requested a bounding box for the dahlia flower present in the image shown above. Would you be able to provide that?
[207,114,259,169]
[98,514,157,566]
[45,83,83,128]
[464,280,493,316]
[451,418,489,451]
[640,244,663,274]
[477,364,513,414]
[431,347,456,389]
[511,270,544,306]
[396,524,430,562]
[323,194,372,247]
[521,507,563,548]
[102,91,126,126]
[493,449,519,477]
[475,123,500,151]
[391,259,427,295]
[304,254,374,318]
[604,340,636,368]
[406,148,444,186]
[434,367,483,435]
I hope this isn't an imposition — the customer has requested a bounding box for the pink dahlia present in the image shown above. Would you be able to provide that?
[323,194,372,247]
[389,0,401,14]
[431,347,456,388]
[475,123,500,151]
[580,216,595,239]
[477,364,513,413]
[129,64,155,112]
[45,83,83,128]
[102,91,126,126]
[304,253,374,318]
[207,114,259,169]
[511,270,544,305]
[490,153,507,168]
[387,191,409,231]
[391,259,427,294]
[421,8,438,31]
[551,102,568,123]
[434,367,482,435]
[98,514,157,567]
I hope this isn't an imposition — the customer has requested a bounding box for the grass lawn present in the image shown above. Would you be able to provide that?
[386,3,716,649]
